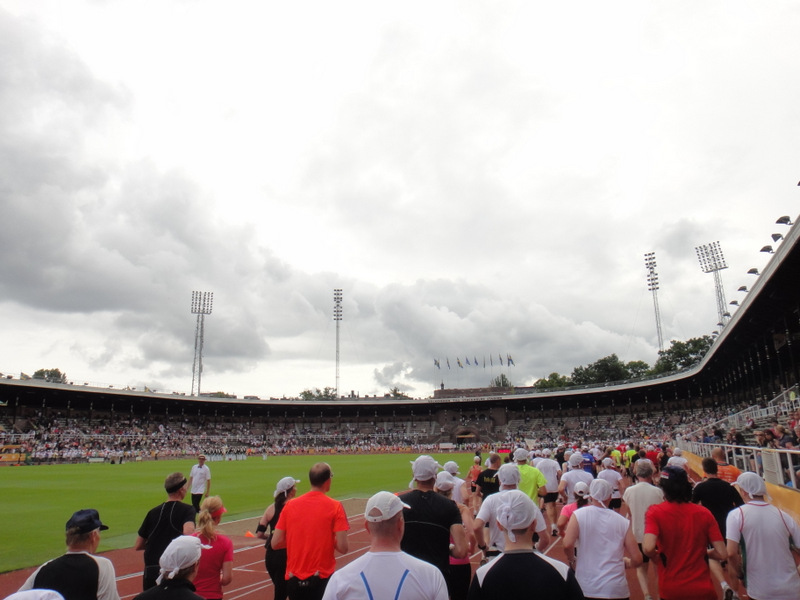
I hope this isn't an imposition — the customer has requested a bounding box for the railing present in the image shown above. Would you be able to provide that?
[680,440,800,489]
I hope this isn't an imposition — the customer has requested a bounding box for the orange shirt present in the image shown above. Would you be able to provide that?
[275,490,349,579]
[716,462,741,484]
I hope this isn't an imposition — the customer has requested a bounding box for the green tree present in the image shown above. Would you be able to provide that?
[388,387,410,399]
[651,336,713,374]
[533,372,572,390]
[625,360,651,378]
[299,387,338,400]
[490,373,513,388]
[571,354,629,385]
[32,368,67,384]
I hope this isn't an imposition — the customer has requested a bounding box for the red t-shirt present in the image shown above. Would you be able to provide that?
[275,490,350,579]
[193,532,234,599]
[644,501,722,600]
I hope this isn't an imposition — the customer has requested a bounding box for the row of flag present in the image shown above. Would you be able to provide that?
[434,354,515,369]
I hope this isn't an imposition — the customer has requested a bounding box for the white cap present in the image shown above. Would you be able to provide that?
[497,463,520,486]
[588,479,613,502]
[4,592,65,600]
[568,453,583,468]
[443,460,460,475]
[410,455,441,481]
[513,448,529,462]
[274,476,300,498]
[435,471,456,491]
[672,448,683,456]
[736,472,767,497]
[364,491,410,522]
[602,457,614,467]
[157,536,210,584]
[495,490,537,542]
[574,481,590,497]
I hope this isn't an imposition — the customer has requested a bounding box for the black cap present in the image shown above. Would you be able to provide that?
[660,465,688,484]
[66,509,109,533]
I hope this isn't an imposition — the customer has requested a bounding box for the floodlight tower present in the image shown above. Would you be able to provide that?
[191,291,213,396]
[644,252,664,352]
[333,289,343,399]
[695,241,729,328]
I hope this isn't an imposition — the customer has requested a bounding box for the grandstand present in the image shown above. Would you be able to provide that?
[2,213,800,490]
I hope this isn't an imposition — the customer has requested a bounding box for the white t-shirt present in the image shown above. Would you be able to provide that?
[476,489,546,552]
[561,469,593,503]
[321,550,448,600]
[451,475,466,505]
[536,458,562,493]
[726,501,800,600]
[572,505,630,599]
[597,469,623,499]
[666,455,688,470]
[190,463,211,494]
[622,481,663,542]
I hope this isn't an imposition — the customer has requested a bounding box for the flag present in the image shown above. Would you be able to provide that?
[434,358,440,369]
[474,356,478,366]
[490,355,493,366]
[483,356,486,368]
[499,353,504,366]
[457,358,464,368]
[466,357,471,366]
[507,354,515,366]
[447,358,451,369]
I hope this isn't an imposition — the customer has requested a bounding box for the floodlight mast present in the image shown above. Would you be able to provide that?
[695,241,729,328]
[333,289,343,399]
[644,252,664,352]
[190,291,213,396]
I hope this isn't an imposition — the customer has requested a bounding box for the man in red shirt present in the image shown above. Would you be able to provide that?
[272,462,349,600]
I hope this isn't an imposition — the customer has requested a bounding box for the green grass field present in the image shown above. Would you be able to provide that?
[0,452,476,573]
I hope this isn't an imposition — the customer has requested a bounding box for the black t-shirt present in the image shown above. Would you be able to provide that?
[33,553,99,600]
[475,468,500,497]
[468,550,584,600]
[399,489,462,576]
[134,578,204,600]
[692,477,744,536]
[138,500,196,568]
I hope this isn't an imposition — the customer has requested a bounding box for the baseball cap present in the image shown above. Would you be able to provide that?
[568,453,583,468]
[513,448,529,462]
[495,490,536,542]
[435,471,456,491]
[602,457,614,467]
[497,463,521,486]
[410,455,441,481]
[364,491,410,522]
[443,460,460,475]
[157,536,210,584]
[66,509,109,533]
[274,476,300,498]
[574,481,590,497]
[672,448,683,456]
[660,465,689,484]
[588,479,612,502]
[736,472,767,497]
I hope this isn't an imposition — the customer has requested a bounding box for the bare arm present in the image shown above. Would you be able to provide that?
[472,517,487,548]
[708,539,727,563]
[623,525,641,569]
[562,514,579,559]
[256,505,275,540]
[535,527,550,551]
[449,523,467,559]
[726,540,743,585]
[220,560,233,586]
[642,532,657,558]
[271,529,286,550]
[134,535,147,551]
[182,521,195,535]
[334,530,348,554]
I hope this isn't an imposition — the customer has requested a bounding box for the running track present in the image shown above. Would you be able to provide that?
[1,500,712,600]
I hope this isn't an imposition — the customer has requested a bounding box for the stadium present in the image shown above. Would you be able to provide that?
[1,212,799,600]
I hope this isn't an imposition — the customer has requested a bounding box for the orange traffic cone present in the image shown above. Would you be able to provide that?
[245,531,255,538]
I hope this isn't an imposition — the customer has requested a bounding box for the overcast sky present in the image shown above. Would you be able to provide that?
[1,1,798,400]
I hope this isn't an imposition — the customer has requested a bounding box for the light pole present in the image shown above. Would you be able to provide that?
[191,291,213,396]
[644,252,664,352]
[695,241,729,329]
[334,289,342,399]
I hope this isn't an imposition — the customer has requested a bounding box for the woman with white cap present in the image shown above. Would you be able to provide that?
[192,496,233,600]
[556,481,590,538]
[256,476,299,600]
[563,478,640,599]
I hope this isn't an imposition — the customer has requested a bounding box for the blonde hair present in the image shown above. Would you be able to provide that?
[197,496,225,541]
